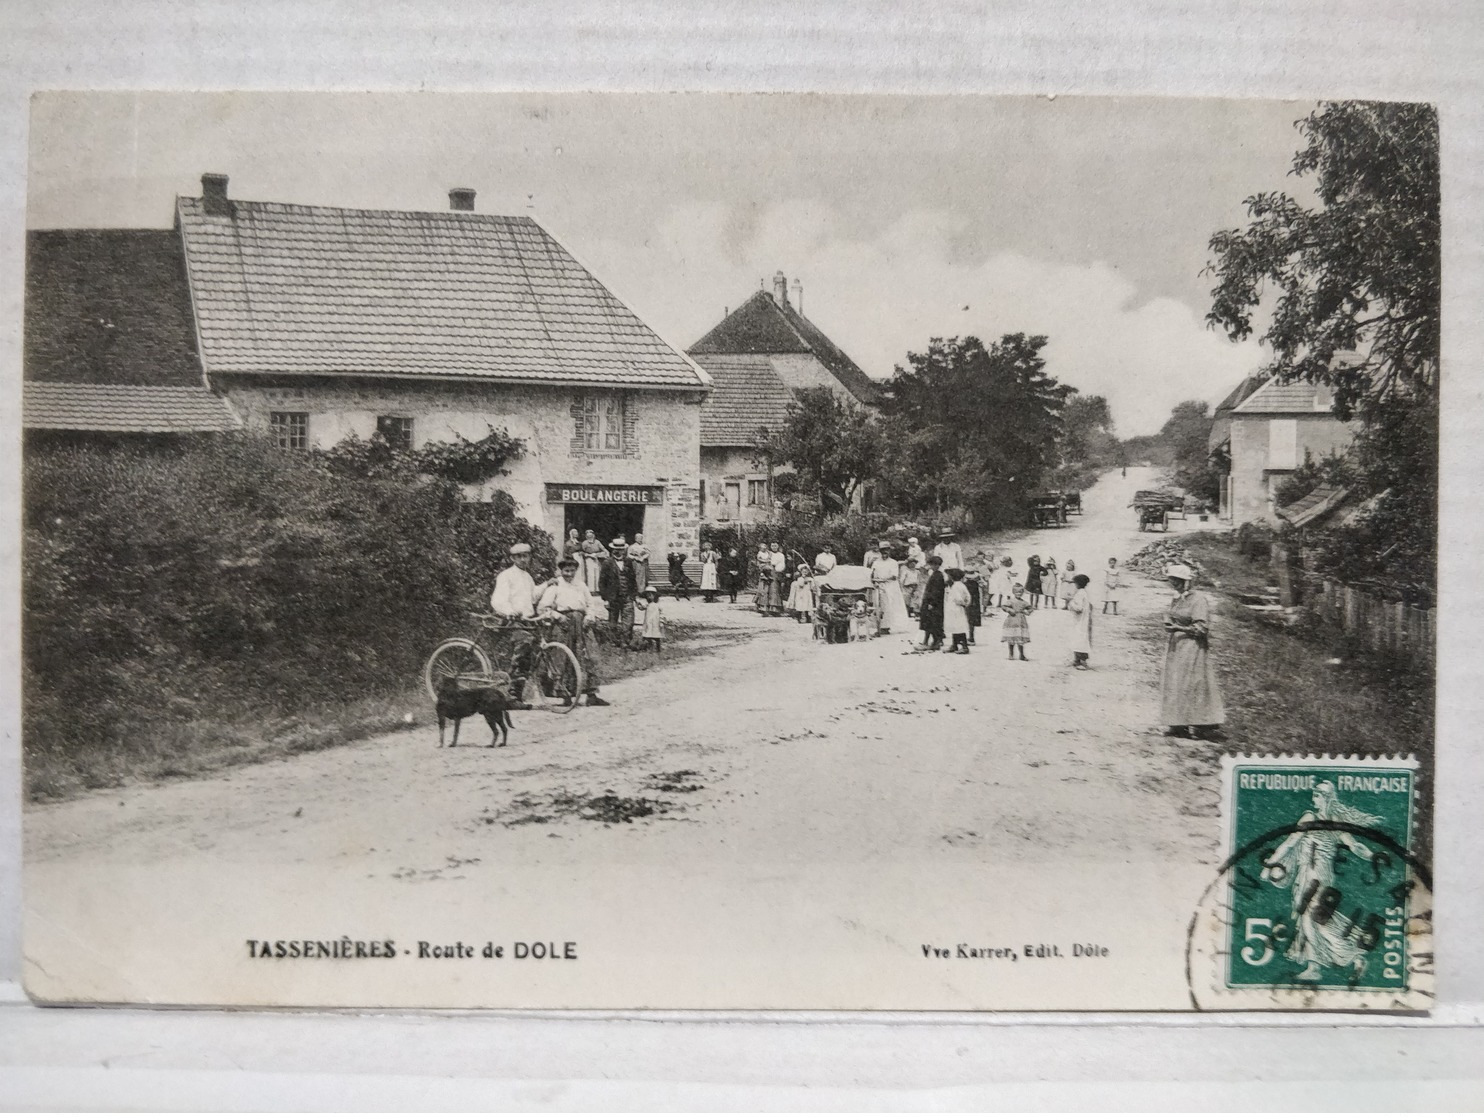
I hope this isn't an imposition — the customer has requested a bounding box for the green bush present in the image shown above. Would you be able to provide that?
[23,434,553,796]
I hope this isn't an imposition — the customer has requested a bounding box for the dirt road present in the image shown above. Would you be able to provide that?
[25,467,1232,1010]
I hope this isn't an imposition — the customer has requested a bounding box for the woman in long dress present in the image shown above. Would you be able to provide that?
[627,533,651,594]
[1261,781,1383,982]
[579,530,608,593]
[699,544,719,602]
[871,548,910,635]
[1159,564,1226,738]
[1067,573,1094,668]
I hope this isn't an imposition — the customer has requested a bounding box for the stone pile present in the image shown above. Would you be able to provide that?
[1126,538,1204,578]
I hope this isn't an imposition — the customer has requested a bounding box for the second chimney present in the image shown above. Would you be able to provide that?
[772,270,788,307]
[202,173,231,217]
[449,187,476,212]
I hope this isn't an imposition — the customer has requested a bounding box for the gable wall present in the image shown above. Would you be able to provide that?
[1229,414,1358,526]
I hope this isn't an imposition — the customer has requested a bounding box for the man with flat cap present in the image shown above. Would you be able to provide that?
[598,536,641,636]
[538,555,610,707]
[490,542,539,619]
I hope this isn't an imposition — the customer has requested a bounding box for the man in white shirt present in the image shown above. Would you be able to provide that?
[537,556,609,706]
[489,543,539,618]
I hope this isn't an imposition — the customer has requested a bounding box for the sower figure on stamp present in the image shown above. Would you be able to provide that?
[1260,781,1382,982]
[539,556,610,707]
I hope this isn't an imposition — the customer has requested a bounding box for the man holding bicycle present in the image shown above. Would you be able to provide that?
[537,556,610,707]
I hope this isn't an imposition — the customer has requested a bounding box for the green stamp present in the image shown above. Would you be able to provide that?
[1221,755,1420,993]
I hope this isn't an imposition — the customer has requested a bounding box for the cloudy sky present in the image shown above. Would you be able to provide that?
[28,93,1314,435]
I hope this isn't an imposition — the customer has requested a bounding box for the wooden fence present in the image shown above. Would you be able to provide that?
[1310,577,1435,668]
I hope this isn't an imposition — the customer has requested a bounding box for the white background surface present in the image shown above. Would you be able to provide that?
[2,1,1482,1107]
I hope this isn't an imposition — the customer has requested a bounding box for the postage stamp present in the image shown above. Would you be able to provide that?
[1187,755,1431,1011]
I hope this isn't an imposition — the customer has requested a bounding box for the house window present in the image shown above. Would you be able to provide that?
[747,479,769,507]
[270,411,308,450]
[1268,419,1299,470]
[377,415,414,453]
[724,482,742,515]
[579,393,625,453]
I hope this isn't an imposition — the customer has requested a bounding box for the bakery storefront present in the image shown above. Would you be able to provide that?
[544,482,668,550]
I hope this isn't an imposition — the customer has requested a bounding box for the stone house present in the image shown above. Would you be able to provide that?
[28,175,711,557]
[1215,376,1358,526]
[688,272,880,523]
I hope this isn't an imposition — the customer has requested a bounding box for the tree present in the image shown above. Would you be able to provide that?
[1205,100,1439,583]
[1159,399,1221,504]
[755,387,883,518]
[879,333,1071,524]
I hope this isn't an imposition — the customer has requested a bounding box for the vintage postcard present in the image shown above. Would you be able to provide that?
[20,92,1438,1010]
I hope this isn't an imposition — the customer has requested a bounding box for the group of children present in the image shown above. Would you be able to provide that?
[929,553,1123,661]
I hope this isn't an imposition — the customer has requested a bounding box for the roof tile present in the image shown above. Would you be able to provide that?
[175,198,705,390]
[23,382,243,433]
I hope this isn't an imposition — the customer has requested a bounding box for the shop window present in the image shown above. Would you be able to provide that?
[579,393,625,453]
[270,411,308,450]
[376,415,414,453]
[747,478,768,507]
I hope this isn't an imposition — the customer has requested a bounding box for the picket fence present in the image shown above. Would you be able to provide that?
[1311,577,1435,667]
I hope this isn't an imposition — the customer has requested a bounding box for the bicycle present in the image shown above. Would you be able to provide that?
[424,613,585,714]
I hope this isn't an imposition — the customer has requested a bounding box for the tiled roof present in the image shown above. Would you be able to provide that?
[690,353,795,446]
[1277,484,1353,528]
[690,290,881,406]
[175,197,706,390]
[1233,378,1338,415]
[24,382,242,433]
[25,230,205,387]
[1214,373,1265,416]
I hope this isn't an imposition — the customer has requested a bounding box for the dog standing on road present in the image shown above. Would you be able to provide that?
[435,675,515,748]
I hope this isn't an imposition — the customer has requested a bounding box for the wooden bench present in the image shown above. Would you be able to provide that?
[650,560,707,597]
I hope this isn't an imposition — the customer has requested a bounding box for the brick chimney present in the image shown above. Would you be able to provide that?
[201,173,231,217]
[449,187,476,212]
[772,270,788,307]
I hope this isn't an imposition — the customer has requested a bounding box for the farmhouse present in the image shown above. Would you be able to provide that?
[1211,375,1358,526]
[26,175,711,556]
[688,272,880,523]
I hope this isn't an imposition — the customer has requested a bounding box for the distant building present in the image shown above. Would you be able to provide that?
[26,175,712,557]
[1207,373,1265,519]
[688,271,880,522]
[1216,376,1358,526]
[23,229,242,439]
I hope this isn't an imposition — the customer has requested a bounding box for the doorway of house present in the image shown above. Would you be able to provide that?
[563,503,646,548]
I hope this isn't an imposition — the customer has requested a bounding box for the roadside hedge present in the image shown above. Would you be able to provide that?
[23,435,555,793]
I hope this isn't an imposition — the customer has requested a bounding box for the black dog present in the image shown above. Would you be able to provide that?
[435,676,514,748]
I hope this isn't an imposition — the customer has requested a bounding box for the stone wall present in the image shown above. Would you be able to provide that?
[220,376,703,554]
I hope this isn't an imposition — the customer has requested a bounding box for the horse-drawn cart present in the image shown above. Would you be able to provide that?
[1029,493,1068,527]
[1131,489,1183,532]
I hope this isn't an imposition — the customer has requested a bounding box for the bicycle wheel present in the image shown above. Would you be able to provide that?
[424,638,493,704]
[532,642,584,713]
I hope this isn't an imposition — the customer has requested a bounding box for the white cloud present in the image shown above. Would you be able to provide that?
[573,200,1265,437]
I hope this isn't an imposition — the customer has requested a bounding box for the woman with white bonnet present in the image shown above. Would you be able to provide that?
[1160,563,1225,739]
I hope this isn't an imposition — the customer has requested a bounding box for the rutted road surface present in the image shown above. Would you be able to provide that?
[28,467,1216,870]
[25,467,1230,1010]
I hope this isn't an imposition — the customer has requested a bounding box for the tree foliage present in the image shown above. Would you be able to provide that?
[755,387,883,516]
[1159,399,1222,504]
[878,333,1072,525]
[1205,100,1439,584]
[315,425,526,487]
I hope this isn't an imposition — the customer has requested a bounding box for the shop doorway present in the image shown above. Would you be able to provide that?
[563,503,647,548]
